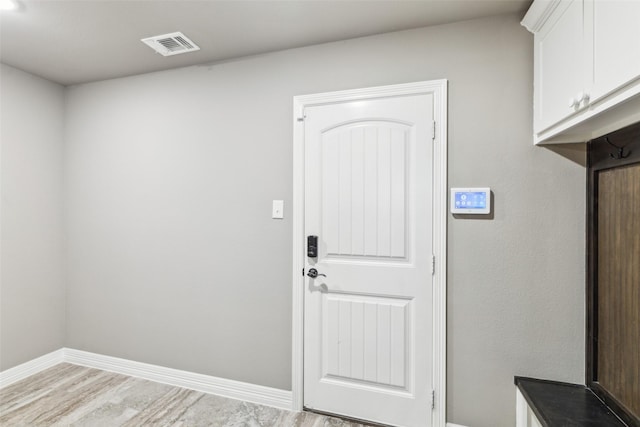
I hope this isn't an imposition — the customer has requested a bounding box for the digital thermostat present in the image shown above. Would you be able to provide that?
[450,188,491,214]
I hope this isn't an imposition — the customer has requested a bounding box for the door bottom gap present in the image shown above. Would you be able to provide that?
[303,407,391,426]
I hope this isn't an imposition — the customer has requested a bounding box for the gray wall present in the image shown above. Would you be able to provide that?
[62,14,585,427]
[0,63,66,370]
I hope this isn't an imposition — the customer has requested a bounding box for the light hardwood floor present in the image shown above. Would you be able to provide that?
[0,363,370,426]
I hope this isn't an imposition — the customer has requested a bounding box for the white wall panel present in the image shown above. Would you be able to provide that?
[0,64,66,371]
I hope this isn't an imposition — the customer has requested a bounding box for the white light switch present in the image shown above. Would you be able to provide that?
[272,200,284,219]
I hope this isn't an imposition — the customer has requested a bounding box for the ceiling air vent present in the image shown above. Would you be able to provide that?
[141,32,200,57]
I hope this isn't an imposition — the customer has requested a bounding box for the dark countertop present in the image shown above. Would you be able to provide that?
[515,377,627,427]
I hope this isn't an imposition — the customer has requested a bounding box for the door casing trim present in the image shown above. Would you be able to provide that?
[291,80,448,427]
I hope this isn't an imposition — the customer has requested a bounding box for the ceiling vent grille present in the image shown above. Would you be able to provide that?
[141,32,200,57]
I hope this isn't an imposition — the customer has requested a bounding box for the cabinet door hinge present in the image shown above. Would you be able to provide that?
[431,120,436,141]
[431,390,435,409]
[431,255,435,275]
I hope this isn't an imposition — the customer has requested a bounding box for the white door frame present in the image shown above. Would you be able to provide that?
[291,80,448,427]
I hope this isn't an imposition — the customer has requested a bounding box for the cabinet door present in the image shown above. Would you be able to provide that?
[516,389,544,427]
[589,0,640,103]
[535,0,586,132]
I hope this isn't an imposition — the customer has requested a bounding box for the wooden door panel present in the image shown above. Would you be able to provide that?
[597,163,640,419]
[322,294,412,391]
[321,122,410,261]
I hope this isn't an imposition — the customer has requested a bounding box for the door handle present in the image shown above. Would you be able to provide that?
[306,268,326,278]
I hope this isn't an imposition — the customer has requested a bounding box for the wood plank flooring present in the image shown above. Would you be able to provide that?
[0,363,369,426]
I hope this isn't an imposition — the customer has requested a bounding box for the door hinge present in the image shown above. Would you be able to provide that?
[431,255,435,275]
[302,268,305,277]
[297,107,306,122]
[431,390,435,409]
[431,120,436,141]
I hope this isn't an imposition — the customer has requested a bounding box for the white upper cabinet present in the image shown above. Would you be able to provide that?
[535,0,587,132]
[523,0,640,144]
[589,0,640,103]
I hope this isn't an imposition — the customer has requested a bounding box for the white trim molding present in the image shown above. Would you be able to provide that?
[292,80,448,427]
[447,423,470,427]
[0,348,65,388]
[0,348,292,411]
[521,0,562,33]
[64,348,292,410]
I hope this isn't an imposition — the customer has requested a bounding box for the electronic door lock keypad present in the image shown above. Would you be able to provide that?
[307,235,318,258]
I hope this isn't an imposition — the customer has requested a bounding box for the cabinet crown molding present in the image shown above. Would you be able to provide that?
[521,0,563,33]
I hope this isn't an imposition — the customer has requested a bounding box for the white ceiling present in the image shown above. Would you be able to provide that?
[0,0,532,86]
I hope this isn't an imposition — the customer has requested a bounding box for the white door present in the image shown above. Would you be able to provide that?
[303,93,435,427]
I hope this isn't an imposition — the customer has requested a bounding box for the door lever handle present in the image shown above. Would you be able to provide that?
[306,268,326,278]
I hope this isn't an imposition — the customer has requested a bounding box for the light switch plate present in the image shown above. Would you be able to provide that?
[272,200,284,219]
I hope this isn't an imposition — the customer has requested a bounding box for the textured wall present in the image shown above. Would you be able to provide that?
[63,14,585,426]
[0,64,66,370]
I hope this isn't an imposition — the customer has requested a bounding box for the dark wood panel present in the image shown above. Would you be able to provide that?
[589,121,640,169]
[596,163,640,420]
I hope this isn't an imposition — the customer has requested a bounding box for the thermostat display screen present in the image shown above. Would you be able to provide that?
[450,188,491,214]
[454,192,487,209]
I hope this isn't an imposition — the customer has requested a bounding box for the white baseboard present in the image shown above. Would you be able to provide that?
[0,349,65,388]
[0,348,292,411]
[3,349,466,423]
[63,348,292,410]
